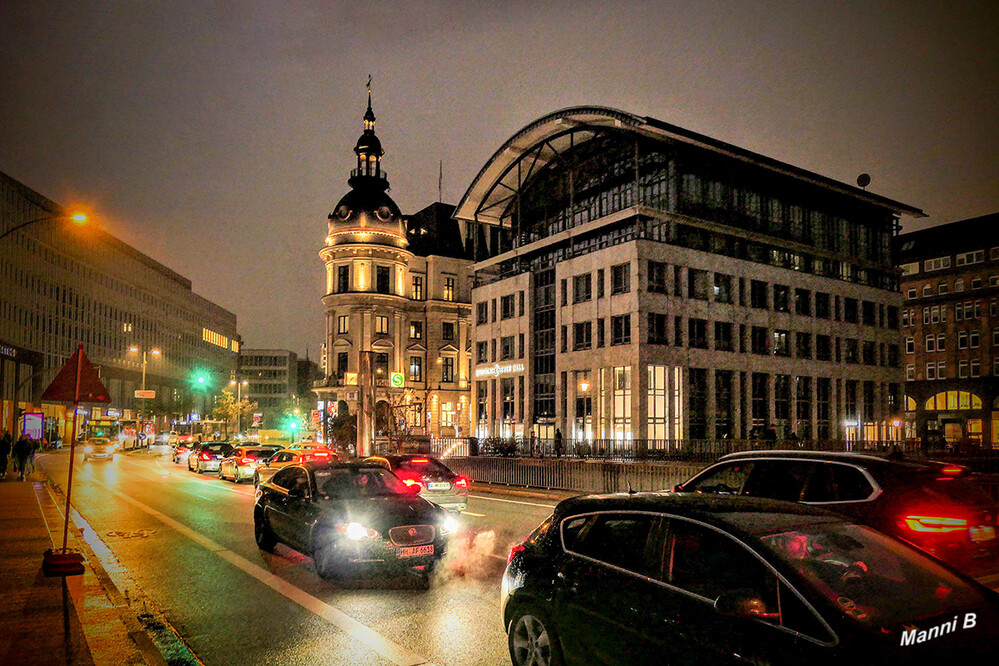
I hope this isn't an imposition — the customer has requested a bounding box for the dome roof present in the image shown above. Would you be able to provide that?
[353,131,383,157]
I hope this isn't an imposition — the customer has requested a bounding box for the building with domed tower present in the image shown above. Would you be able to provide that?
[316,89,473,454]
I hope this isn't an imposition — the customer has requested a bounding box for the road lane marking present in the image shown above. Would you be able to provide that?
[75,470,436,666]
[468,494,556,509]
[462,511,486,517]
[119,458,255,496]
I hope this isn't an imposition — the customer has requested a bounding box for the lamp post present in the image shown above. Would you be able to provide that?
[0,212,87,241]
[229,377,248,434]
[127,346,161,425]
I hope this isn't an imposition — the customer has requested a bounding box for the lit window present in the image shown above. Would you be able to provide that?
[375,315,388,335]
[337,315,349,334]
[443,277,455,302]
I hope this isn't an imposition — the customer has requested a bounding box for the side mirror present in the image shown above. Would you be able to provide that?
[714,590,779,621]
[673,483,684,492]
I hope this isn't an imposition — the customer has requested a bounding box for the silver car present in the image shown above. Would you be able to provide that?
[362,455,469,513]
[188,442,233,474]
[218,447,276,483]
[83,437,116,461]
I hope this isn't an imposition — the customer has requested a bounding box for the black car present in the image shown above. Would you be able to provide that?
[674,451,999,576]
[253,461,457,584]
[361,454,469,513]
[502,492,999,665]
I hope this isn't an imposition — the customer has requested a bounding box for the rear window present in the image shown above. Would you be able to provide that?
[396,458,452,477]
[206,443,232,455]
[244,449,273,459]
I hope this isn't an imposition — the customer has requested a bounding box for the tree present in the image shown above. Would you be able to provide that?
[327,411,357,456]
[211,390,258,439]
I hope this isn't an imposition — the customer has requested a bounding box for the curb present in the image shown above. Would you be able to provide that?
[37,457,202,666]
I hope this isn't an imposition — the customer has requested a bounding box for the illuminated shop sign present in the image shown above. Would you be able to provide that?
[474,362,525,378]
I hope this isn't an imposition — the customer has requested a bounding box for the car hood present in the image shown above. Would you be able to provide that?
[322,495,443,531]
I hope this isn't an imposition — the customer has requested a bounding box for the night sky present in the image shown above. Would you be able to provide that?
[2,1,996,357]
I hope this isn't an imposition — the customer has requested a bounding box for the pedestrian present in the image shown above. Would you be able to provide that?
[13,434,31,481]
[554,428,563,458]
[26,437,39,474]
[0,429,11,479]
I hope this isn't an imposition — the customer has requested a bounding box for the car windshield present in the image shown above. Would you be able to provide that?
[757,521,989,626]
[314,467,410,500]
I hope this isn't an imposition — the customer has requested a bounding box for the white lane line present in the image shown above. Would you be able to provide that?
[77,471,435,666]
[468,494,556,509]
[462,511,486,517]
[120,458,255,496]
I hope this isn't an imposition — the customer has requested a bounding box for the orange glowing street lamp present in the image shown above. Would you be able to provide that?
[0,212,88,241]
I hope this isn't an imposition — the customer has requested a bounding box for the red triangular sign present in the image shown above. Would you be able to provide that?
[41,345,111,403]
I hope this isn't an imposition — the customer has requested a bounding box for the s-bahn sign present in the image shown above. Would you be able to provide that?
[474,362,525,378]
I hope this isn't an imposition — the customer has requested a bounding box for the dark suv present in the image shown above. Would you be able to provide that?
[675,451,999,576]
[502,493,999,665]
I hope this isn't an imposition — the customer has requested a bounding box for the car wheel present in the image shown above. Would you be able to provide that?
[254,511,277,553]
[253,472,260,487]
[417,560,437,589]
[218,468,225,480]
[508,605,564,666]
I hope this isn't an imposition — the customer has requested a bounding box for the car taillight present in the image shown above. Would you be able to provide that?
[401,478,422,488]
[240,458,253,464]
[412,458,429,464]
[940,465,968,477]
[508,543,526,564]
[454,476,468,489]
[902,515,969,533]
[313,451,330,458]
[201,452,211,460]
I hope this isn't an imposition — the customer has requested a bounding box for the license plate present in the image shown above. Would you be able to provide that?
[427,482,450,491]
[969,526,996,542]
[399,544,434,558]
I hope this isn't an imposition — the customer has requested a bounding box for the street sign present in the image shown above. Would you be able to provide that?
[390,372,405,387]
[311,409,322,428]
[134,390,156,399]
[41,345,110,403]
[344,372,358,385]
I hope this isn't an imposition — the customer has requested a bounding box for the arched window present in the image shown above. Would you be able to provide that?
[904,396,916,412]
[924,391,982,411]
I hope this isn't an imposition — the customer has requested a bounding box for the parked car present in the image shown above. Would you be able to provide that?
[187,442,233,474]
[254,461,456,583]
[502,492,999,665]
[83,437,116,461]
[219,447,277,483]
[253,448,338,487]
[674,450,999,576]
[362,454,468,513]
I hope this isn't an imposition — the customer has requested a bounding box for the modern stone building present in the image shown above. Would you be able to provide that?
[896,212,999,448]
[239,348,298,428]
[315,93,473,448]
[0,171,239,437]
[457,106,923,446]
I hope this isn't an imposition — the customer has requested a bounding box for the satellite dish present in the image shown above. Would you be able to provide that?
[857,173,871,189]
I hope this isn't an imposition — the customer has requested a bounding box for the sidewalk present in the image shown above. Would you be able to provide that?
[0,464,149,665]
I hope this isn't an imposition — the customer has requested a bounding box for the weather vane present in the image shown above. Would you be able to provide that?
[367,74,372,94]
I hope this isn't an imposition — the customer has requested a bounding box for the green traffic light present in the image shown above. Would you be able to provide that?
[198,376,206,384]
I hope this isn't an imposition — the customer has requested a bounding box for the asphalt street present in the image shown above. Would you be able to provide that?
[37,446,559,666]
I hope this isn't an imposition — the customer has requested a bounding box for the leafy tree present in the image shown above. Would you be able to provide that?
[211,389,258,438]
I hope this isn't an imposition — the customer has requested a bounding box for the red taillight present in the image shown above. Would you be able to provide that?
[941,465,966,476]
[454,476,468,489]
[411,458,430,463]
[508,543,526,564]
[401,478,421,488]
[313,451,330,458]
[201,452,211,460]
[240,458,253,464]
[902,515,968,533]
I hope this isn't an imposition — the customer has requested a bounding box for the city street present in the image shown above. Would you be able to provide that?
[37,447,559,666]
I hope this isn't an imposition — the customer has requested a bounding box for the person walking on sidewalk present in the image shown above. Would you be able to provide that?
[0,429,11,479]
[25,437,39,475]
[12,434,31,481]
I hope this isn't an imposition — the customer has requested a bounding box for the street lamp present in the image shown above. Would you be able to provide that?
[0,212,87,241]
[229,377,248,434]
[127,346,161,424]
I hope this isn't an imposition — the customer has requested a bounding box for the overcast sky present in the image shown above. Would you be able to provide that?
[2,1,996,357]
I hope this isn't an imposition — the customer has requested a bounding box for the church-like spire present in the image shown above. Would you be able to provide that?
[353,75,384,179]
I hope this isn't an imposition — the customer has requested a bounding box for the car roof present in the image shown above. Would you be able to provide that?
[365,454,441,464]
[556,492,844,536]
[301,460,397,472]
[716,449,947,472]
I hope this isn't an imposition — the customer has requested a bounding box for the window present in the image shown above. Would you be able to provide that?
[905,336,914,354]
[441,357,454,383]
[796,332,812,359]
[561,325,567,352]
[688,318,708,348]
[611,263,630,294]
[337,315,349,334]
[862,341,876,365]
[337,265,349,292]
[443,277,454,301]
[597,268,605,298]
[773,330,790,356]
[843,298,858,323]
[611,315,631,345]
[887,306,899,329]
[519,291,525,316]
[936,333,946,351]
[410,321,422,339]
[906,364,915,381]
[573,274,592,303]
[937,361,947,379]
[573,322,592,350]
[501,294,516,319]
[816,335,832,361]
[376,266,390,294]
[501,335,515,359]
[938,282,949,295]
[959,361,969,379]
[561,279,568,306]
[970,329,980,348]
[374,315,389,335]
[374,352,389,376]
[714,273,733,303]
[518,333,525,358]
[956,250,984,266]
[567,513,661,577]
[409,356,423,382]
[476,302,488,324]
[845,338,859,363]
[714,322,733,351]
[476,341,488,364]
[794,288,810,315]
[750,280,768,309]
[648,261,668,293]
[597,318,605,347]
[412,275,424,300]
[688,269,709,300]
[442,322,455,341]
[861,301,876,326]
[649,313,669,344]
[815,292,831,319]
[773,285,790,312]
[971,360,981,377]
[924,256,951,271]
[751,326,768,354]
[336,352,348,378]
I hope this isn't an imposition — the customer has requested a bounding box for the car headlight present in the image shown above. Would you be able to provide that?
[441,514,458,536]
[337,522,379,540]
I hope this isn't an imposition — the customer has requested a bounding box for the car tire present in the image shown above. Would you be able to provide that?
[254,511,277,553]
[218,469,225,480]
[417,560,437,589]
[508,605,564,666]
[253,472,260,488]
[314,537,349,580]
